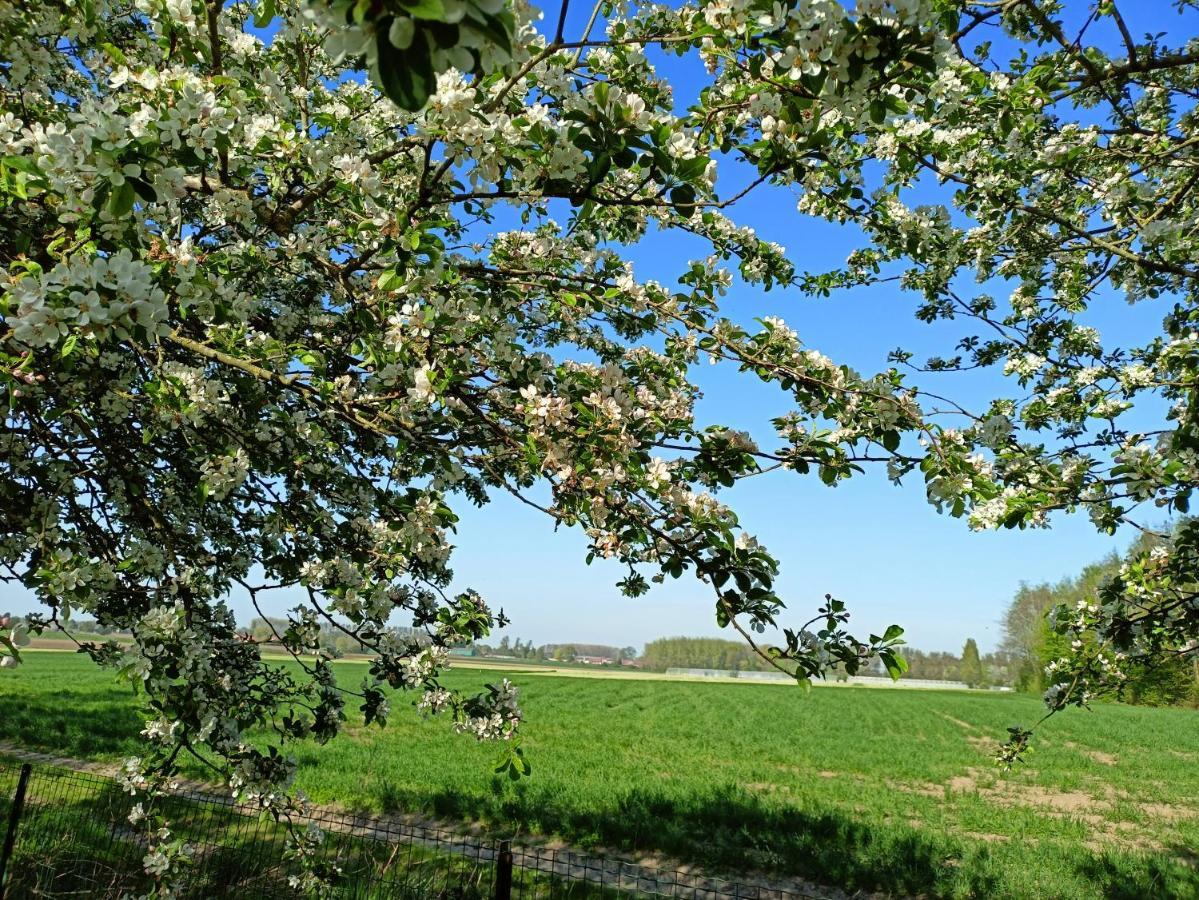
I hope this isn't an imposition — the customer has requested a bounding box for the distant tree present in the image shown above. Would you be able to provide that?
[1000,527,1199,707]
[1125,655,1199,708]
[552,645,577,663]
[902,648,963,682]
[248,616,287,645]
[960,639,985,689]
[982,651,1015,688]
[1001,582,1059,692]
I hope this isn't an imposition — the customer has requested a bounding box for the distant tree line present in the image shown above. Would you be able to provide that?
[470,639,637,664]
[639,637,778,673]
[61,618,123,636]
[52,616,1016,688]
[20,617,128,638]
[1001,527,1199,707]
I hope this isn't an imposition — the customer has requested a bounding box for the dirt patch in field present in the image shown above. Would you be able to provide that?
[916,776,1186,853]
[947,774,979,792]
[907,783,941,798]
[904,768,1198,846]
[1137,802,1198,823]
[1013,785,1108,816]
[1064,741,1118,766]
[939,771,1110,817]
[937,715,1001,757]
[937,713,977,731]
[961,831,1012,843]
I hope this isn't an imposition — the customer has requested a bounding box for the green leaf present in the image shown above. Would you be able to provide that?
[98,41,127,65]
[60,334,78,358]
[252,0,275,27]
[389,15,416,49]
[907,51,936,72]
[669,184,697,217]
[129,177,158,204]
[428,21,460,48]
[494,745,531,780]
[881,650,909,681]
[400,0,445,20]
[5,168,27,200]
[3,155,41,176]
[375,25,433,111]
[108,180,135,217]
[467,10,513,58]
[377,269,404,292]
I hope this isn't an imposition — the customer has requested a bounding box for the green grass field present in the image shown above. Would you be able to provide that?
[3,651,1197,899]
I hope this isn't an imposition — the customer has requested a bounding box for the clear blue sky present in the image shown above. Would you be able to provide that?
[3,1,1179,655]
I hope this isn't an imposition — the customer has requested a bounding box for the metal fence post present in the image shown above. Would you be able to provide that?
[0,763,32,900]
[494,839,513,900]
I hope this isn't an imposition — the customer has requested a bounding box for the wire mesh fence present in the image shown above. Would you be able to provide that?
[0,759,821,900]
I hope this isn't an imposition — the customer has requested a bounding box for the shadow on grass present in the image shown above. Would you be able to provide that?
[3,695,1196,899]
[1070,842,1199,900]
[375,782,1199,900]
[6,777,499,899]
[0,690,143,758]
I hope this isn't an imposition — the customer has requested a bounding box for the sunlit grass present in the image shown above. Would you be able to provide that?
[3,651,1198,898]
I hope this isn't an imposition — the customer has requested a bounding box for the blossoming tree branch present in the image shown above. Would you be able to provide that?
[2,0,1197,885]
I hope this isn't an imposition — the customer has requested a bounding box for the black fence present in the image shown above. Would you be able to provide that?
[0,759,821,899]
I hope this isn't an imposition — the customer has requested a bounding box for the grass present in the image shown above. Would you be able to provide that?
[2,651,1198,899]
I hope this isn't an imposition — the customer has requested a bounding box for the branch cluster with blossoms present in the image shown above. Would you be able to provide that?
[5,0,1199,890]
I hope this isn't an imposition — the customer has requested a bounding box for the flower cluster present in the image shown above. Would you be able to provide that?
[454,679,522,741]
[6,250,169,348]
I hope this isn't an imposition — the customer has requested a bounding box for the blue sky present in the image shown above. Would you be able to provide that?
[3,1,1182,655]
